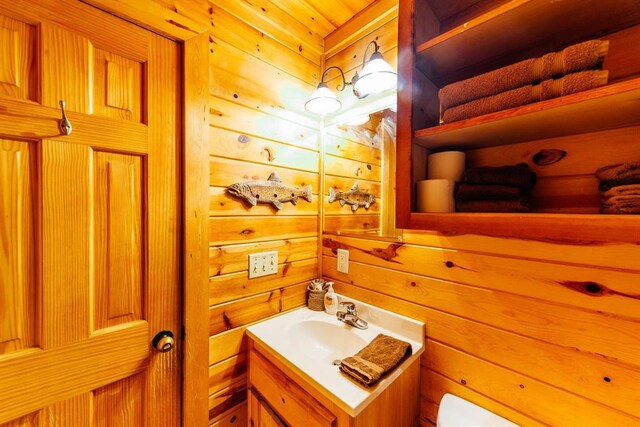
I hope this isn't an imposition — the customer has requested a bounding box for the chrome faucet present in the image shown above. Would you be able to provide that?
[336,301,368,329]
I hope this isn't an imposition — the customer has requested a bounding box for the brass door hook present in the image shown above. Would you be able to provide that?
[59,100,72,135]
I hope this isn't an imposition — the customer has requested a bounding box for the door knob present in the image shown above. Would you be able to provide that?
[152,330,175,353]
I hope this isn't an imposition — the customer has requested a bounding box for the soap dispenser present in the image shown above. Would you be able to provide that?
[324,282,338,315]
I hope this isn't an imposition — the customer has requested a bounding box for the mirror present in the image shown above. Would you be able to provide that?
[321,94,401,239]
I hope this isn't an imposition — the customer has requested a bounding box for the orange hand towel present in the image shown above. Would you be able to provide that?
[340,334,412,386]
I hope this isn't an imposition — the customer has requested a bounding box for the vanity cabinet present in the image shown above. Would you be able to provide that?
[396,0,640,242]
[247,339,420,427]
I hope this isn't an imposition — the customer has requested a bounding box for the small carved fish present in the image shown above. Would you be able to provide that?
[226,172,312,210]
[328,183,375,212]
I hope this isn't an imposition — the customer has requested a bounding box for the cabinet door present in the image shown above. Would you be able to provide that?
[249,389,287,427]
[249,349,337,427]
[0,0,181,425]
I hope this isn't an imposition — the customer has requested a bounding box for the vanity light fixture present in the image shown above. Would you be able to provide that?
[305,41,397,115]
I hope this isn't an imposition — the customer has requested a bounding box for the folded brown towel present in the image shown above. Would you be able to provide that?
[602,195,640,214]
[340,334,412,386]
[456,184,523,201]
[597,162,640,191]
[596,161,640,181]
[599,178,640,192]
[457,197,531,213]
[463,163,536,190]
[602,184,640,197]
[442,70,608,123]
[439,39,609,109]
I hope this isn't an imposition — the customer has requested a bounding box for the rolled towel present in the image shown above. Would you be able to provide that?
[442,70,608,123]
[602,184,640,197]
[463,163,536,190]
[602,195,640,214]
[340,334,412,386]
[456,184,523,201]
[439,39,609,109]
[457,197,531,213]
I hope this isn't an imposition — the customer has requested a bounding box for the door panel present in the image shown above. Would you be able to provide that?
[0,0,181,425]
[0,138,36,355]
[0,15,36,101]
[93,151,144,331]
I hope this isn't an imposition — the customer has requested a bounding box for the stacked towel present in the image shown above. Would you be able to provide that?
[456,163,536,212]
[439,39,610,123]
[442,70,608,123]
[340,334,412,386]
[595,162,640,214]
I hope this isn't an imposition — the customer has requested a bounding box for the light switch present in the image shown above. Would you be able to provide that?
[248,251,278,278]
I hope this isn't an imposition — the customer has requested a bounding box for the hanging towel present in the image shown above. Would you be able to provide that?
[456,184,523,201]
[340,334,412,386]
[463,163,536,190]
[439,39,609,109]
[442,70,608,123]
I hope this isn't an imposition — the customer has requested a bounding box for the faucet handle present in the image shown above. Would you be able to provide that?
[339,301,356,314]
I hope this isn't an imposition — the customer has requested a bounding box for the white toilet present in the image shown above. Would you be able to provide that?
[437,393,519,426]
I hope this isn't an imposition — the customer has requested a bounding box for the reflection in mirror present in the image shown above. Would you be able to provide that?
[322,99,400,239]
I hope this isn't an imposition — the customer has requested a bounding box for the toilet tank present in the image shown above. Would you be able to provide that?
[437,393,519,427]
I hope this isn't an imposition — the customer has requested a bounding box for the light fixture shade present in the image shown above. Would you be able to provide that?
[343,114,370,126]
[304,82,341,115]
[353,51,397,97]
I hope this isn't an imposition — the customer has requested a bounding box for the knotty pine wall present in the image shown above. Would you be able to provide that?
[206,5,325,427]
[322,5,640,426]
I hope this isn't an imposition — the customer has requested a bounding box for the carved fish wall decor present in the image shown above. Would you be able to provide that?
[328,183,376,212]
[226,172,313,210]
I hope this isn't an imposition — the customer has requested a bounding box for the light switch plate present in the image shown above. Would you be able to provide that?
[337,249,349,273]
[249,251,278,278]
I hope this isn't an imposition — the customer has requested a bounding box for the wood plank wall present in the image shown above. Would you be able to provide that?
[203,2,323,424]
[322,4,640,426]
[84,1,640,425]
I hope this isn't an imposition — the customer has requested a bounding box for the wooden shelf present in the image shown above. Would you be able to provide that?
[413,78,640,151]
[416,0,640,86]
[409,212,640,244]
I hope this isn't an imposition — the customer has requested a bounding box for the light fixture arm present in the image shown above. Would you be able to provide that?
[361,40,381,70]
[321,65,349,91]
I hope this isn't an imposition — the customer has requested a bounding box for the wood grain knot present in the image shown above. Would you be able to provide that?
[238,135,250,143]
[445,261,455,268]
[262,146,276,162]
[532,149,567,166]
[558,280,608,297]
[585,282,602,294]
[604,377,612,383]
[460,379,467,385]
[410,282,417,287]
[240,228,255,235]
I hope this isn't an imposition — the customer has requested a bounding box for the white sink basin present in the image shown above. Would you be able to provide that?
[246,294,425,416]
[289,320,368,363]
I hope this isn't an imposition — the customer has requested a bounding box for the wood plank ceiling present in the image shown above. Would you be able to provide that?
[274,0,378,38]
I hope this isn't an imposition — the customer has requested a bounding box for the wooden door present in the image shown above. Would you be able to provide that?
[0,0,181,425]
